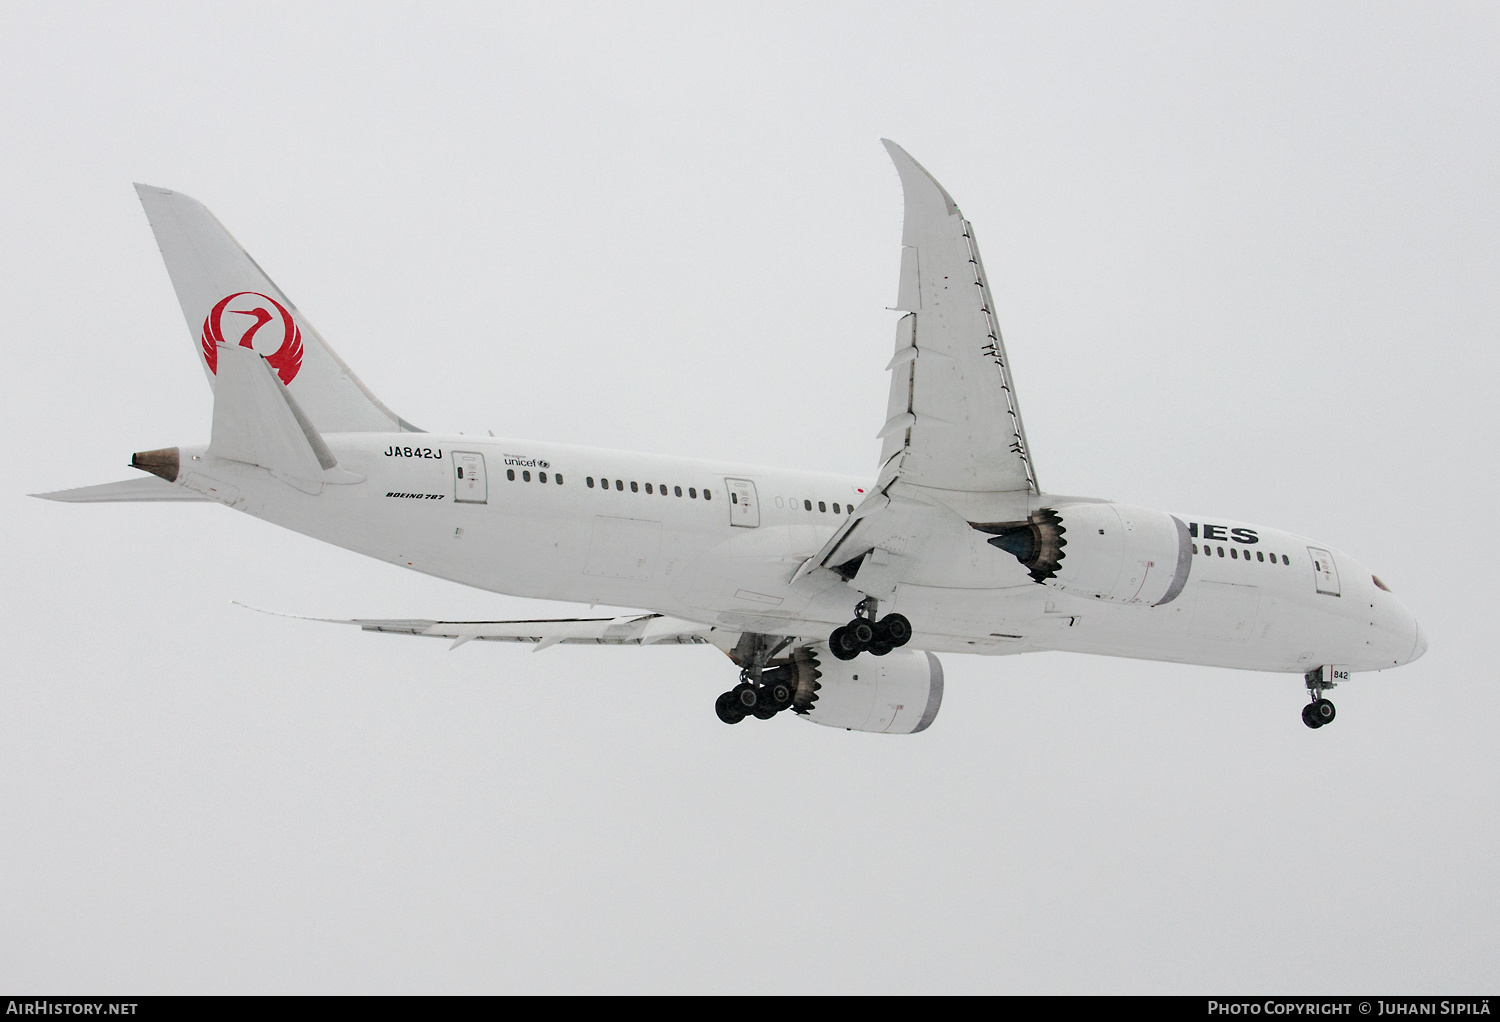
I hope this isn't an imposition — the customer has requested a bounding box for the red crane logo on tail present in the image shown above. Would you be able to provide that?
[201,292,304,385]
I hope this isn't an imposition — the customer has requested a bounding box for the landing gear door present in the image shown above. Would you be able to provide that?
[454,451,487,504]
[726,478,759,528]
[1308,546,1340,596]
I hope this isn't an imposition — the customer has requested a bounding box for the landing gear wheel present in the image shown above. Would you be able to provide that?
[878,613,912,647]
[1309,698,1335,727]
[828,626,860,660]
[766,680,794,711]
[848,619,876,647]
[715,691,745,724]
[867,640,893,657]
[732,682,759,712]
[1302,699,1335,728]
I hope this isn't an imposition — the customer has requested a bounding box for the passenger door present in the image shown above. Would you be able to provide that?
[726,478,760,528]
[1307,546,1341,596]
[453,451,487,504]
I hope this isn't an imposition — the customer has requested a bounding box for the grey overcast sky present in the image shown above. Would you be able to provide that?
[2,1,1497,994]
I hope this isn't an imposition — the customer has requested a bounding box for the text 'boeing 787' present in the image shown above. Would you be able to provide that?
[36,141,1426,733]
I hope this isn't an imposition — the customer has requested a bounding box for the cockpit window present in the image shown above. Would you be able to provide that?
[1373,575,1392,592]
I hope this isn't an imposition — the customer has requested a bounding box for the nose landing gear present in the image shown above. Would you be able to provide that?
[1302,666,1339,729]
[1301,699,1336,728]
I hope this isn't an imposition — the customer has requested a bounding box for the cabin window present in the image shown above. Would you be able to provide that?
[775,497,784,508]
[539,471,548,484]
[731,492,738,504]
[674,485,682,497]
[522,470,531,482]
[615,479,624,491]
[645,483,653,494]
[1231,548,1238,559]
[586,476,594,488]
[818,501,827,512]
[1218,546,1225,557]
[688,487,697,498]
[833,503,840,513]
[1282,554,1289,565]
[630,481,638,492]
[1192,543,1198,555]
[804,499,812,511]
[659,483,667,495]
[556,474,563,485]
[1257,551,1264,562]
[704,489,711,500]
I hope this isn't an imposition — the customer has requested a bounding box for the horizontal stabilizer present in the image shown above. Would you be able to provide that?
[31,477,212,503]
[209,344,336,491]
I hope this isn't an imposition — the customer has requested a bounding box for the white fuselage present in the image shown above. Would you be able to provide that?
[174,432,1424,677]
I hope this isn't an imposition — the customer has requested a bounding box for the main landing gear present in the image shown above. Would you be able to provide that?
[1302,666,1338,729]
[827,598,911,661]
[715,632,798,725]
[715,672,796,725]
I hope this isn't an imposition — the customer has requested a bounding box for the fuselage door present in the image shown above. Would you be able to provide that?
[1307,546,1340,596]
[726,478,760,528]
[453,451,487,504]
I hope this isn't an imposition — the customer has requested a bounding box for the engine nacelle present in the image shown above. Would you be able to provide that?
[978,502,1192,606]
[783,646,943,734]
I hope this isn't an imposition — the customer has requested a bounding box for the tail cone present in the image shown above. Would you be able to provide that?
[130,447,180,483]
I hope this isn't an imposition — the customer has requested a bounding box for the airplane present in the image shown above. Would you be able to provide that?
[34,140,1426,734]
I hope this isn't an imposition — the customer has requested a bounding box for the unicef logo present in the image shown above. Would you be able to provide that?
[201,291,304,385]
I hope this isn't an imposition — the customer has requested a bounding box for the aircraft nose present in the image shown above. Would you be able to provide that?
[1410,621,1428,663]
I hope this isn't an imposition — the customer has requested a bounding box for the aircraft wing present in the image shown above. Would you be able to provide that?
[795,142,1042,588]
[876,139,1038,501]
[245,605,731,651]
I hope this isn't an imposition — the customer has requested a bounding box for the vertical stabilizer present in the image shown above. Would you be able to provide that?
[134,184,418,434]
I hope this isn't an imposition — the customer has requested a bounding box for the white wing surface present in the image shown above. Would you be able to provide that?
[877,139,1038,498]
[248,606,730,651]
[796,142,1043,585]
